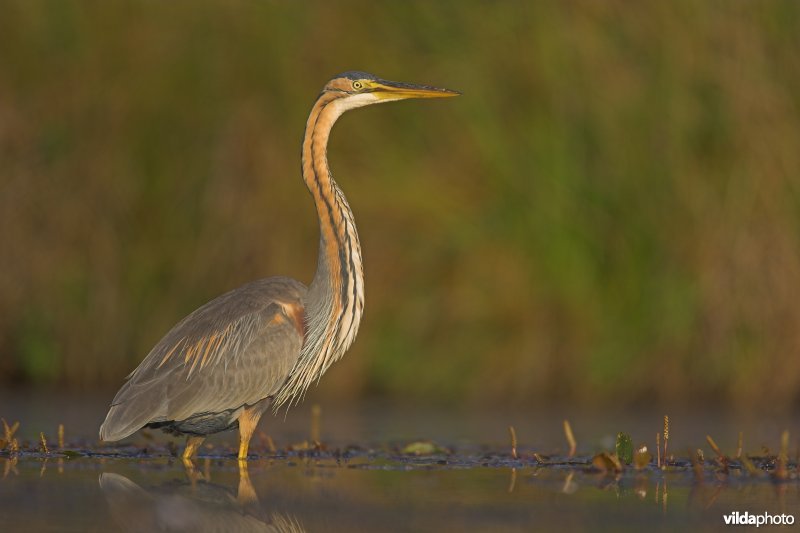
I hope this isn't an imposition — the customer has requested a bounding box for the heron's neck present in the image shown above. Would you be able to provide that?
[274,92,365,408]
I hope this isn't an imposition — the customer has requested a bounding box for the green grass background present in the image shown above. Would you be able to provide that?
[1,1,799,410]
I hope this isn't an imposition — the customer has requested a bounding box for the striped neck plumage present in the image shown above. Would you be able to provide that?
[273,91,365,410]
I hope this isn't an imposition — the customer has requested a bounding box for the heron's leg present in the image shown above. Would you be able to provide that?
[237,400,269,461]
[182,435,205,461]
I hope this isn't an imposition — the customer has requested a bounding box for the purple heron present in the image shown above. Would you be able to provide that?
[99,72,459,461]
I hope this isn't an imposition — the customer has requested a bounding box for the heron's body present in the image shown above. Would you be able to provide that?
[99,71,458,460]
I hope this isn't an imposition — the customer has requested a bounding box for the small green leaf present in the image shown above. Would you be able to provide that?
[61,450,82,458]
[401,441,443,455]
[615,432,633,465]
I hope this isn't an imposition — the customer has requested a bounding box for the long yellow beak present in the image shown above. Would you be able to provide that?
[370,79,461,100]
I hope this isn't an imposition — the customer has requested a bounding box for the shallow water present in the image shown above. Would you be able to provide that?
[1,453,798,532]
[1,392,799,531]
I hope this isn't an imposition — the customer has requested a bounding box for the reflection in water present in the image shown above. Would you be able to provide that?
[99,464,304,533]
[0,451,794,531]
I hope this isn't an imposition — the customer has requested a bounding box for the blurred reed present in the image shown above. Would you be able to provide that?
[0,1,799,409]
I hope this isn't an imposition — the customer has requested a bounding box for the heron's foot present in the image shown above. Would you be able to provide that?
[237,443,252,462]
[182,435,205,461]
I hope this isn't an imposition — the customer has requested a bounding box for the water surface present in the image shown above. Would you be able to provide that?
[1,392,798,531]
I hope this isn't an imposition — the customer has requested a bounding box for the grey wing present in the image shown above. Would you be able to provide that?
[99,277,307,441]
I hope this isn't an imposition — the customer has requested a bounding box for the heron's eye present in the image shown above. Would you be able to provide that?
[352,81,364,90]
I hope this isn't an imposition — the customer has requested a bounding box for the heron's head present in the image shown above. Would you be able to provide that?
[322,71,459,113]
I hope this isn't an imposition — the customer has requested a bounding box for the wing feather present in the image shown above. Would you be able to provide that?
[100,277,306,441]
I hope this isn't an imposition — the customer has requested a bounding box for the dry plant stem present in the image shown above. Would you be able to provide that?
[563,420,577,458]
[776,430,789,480]
[663,415,670,467]
[508,426,518,459]
[39,432,48,454]
[780,430,789,458]
[706,435,724,459]
[58,424,64,449]
[740,454,759,476]
[2,419,19,443]
[656,433,661,469]
[736,431,743,459]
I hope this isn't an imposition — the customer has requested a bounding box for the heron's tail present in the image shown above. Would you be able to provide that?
[99,402,152,442]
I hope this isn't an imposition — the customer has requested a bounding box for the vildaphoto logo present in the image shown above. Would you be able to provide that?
[723,511,795,527]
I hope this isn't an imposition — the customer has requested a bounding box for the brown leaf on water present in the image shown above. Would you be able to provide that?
[592,452,622,474]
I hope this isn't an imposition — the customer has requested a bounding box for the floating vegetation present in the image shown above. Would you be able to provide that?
[0,413,796,485]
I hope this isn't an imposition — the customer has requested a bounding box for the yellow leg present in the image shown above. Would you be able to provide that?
[182,436,205,461]
[237,404,265,461]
